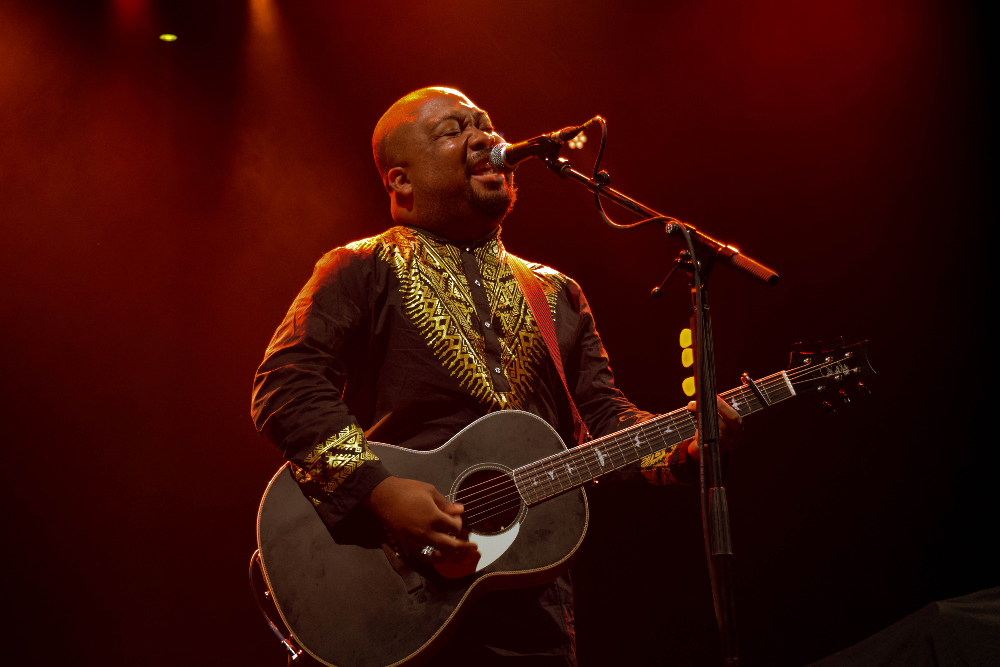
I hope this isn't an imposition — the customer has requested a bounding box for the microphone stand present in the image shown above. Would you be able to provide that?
[542,155,778,667]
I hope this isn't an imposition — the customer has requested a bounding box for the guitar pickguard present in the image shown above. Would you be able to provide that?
[434,521,523,579]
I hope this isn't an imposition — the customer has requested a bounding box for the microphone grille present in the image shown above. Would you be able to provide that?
[490,143,513,173]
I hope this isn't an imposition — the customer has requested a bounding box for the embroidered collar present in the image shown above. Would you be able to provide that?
[404,224,502,250]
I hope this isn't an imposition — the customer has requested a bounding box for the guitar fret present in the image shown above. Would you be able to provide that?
[514,369,805,506]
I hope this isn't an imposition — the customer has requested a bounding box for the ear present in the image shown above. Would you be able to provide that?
[386,166,412,197]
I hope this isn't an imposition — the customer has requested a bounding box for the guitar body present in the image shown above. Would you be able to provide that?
[256,339,876,666]
[257,410,588,667]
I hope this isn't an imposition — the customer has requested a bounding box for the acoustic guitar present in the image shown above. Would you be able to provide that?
[256,340,874,666]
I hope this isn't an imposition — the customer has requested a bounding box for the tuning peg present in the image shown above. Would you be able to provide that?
[791,342,804,353]
[822,400,836,416]
[856,381,871,395]
[834,336,844,349]
[838,389,851,404]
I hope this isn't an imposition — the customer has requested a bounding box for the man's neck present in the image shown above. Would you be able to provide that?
[406,223,501,248]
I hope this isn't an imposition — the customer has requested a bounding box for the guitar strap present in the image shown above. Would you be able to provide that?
[507,253,590,446]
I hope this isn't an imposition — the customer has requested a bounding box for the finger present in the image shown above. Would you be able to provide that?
[430,532,480,557]
[716,395,740,422]
[432,512,463,535]
[422,490,462,534]
[431,488,464,515]
[688,398,743,426]
[685,433,700,462]
[433,532,478,550]
[716,397,744,446]
[683,396,742,438]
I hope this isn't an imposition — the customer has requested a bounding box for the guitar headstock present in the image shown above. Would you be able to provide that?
[787,339,875,407]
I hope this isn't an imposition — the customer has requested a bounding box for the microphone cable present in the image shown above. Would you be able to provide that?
[587,116,682,231]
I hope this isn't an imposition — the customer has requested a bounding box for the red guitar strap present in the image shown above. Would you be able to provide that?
[507,253,589,446]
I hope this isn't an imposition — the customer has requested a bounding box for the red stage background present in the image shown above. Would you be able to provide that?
[0,1,994,665]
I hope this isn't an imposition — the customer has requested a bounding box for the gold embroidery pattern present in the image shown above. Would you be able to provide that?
[374,227,568,411]
[640,439,698,486]
[344,236,379,253]
[639,449,679,485]
[291,423,377,497]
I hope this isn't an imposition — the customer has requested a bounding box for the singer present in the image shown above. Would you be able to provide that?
[251,87,743,666]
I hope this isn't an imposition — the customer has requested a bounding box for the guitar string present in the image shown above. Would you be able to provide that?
[457,389,741,513]
[453,360,857,524]
[459,416,702,523]
[517,354,856,486]
[460,373,812,525]
[444,357,854,505]
[450,367,811,509]
[445,410,690,503]
[459,403,705,521]
[461,420,690,518]
[511,355,844,485]
[447,362,833,508]
[464,365,851,525]
[462,397,794,523]
[446,376,770,503]
[447,410,696,505]
[462,368,855,525]
[461,388,704,518]
[513,358,848,496]
[448,366,799,503]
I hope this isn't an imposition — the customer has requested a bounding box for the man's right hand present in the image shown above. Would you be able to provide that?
[363,476,480,564]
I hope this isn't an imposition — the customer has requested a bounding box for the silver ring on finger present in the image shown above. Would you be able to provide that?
[420,545,437,557]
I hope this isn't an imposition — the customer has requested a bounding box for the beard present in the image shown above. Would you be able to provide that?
[468,174,517,219]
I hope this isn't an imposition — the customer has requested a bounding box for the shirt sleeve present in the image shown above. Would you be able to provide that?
[251,246,392,522]
[560,280,698,486]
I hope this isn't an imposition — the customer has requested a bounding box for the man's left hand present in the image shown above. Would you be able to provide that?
[683,395,743,462]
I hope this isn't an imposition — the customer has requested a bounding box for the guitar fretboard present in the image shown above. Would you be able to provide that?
[513,370,796,505]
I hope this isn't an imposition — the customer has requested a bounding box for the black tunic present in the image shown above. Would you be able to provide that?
[251,224,694,664]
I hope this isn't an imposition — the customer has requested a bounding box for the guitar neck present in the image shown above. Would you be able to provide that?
[513,369,797,505]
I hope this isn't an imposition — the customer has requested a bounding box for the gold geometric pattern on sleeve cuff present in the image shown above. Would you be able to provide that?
[291,424,378,495]
[640,448,679,486]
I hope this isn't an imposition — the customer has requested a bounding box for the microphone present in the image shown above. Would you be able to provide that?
[489,121,593,173]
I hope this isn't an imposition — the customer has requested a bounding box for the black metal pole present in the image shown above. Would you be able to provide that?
[541,154,764,666]
[685,249,740,667]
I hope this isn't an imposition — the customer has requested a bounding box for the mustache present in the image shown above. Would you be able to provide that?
[466,149,493,171]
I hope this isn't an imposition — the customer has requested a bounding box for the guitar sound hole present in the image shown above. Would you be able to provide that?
[455,469,520,535]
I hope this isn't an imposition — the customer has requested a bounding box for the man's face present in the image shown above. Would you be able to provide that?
[401,92,516,228]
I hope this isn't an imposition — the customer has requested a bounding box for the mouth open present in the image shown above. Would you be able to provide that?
[469,162,505,182]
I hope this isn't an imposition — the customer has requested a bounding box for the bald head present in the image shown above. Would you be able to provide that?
[368,87,515,239]
[372,87,476,189]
